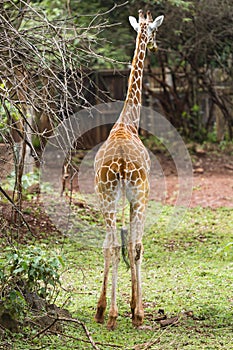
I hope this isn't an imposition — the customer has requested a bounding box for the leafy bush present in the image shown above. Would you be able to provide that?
[0,246,64,320]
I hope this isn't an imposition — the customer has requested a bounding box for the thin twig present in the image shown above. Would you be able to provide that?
[132,320,180,350]
[31,315,100,350]
[47,328,124,348]
[31,316,58,340]
[57,316,100,350]
[0,185,32,232]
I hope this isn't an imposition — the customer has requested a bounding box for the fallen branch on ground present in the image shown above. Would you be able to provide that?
[31,315,100,350]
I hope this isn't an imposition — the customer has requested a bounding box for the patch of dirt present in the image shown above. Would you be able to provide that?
[154,146,233,208]
[0,201,61,244]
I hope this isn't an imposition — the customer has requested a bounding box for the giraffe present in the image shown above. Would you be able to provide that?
[94,10,164,330]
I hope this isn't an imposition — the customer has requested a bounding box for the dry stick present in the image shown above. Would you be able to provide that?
[0,185,32,232]
[32,315,100,350]
[134,319,180,350]
[62,317,100,350]
[47,328,123,348]
[31,316,59,340]
[2,100,39,161]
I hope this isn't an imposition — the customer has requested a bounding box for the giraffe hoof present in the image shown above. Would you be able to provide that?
[107,315,117,330]
[132,312,144,327]
[95,306,105,324]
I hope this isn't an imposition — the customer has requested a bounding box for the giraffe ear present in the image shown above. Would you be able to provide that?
[129,16,139,32]
[149,15,164,31]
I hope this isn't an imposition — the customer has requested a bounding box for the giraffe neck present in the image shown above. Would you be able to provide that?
[117,30,147,131]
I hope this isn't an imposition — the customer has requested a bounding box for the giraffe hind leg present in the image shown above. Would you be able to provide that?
[94,204,120,328]
[95,247,111,324]
[128,241,144,327]
[128,241,137,320]
[128,194,148,327]
[132,242,144,327]
[107,245,120,330]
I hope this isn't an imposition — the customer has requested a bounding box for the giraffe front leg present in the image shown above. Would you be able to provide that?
[95,247,111,324]
[107,245,120,330]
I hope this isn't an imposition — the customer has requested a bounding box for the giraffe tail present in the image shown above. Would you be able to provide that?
[121,227,130,269]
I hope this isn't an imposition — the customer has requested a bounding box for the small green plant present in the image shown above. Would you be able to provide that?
[0,246,64,323]
[182,104,207,141]
[141,135,167,153]
[7,246,64,297]
[3,171,39,192]
[0,290,27,321]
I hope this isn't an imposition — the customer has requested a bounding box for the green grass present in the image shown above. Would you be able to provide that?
[2,204,233,349]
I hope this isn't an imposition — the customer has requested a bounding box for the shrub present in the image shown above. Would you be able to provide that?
[0,246,64,324]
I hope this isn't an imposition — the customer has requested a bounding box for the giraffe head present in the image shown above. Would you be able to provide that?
[129,10,164,52]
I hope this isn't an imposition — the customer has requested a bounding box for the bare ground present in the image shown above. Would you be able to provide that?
[156,146,233,208]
